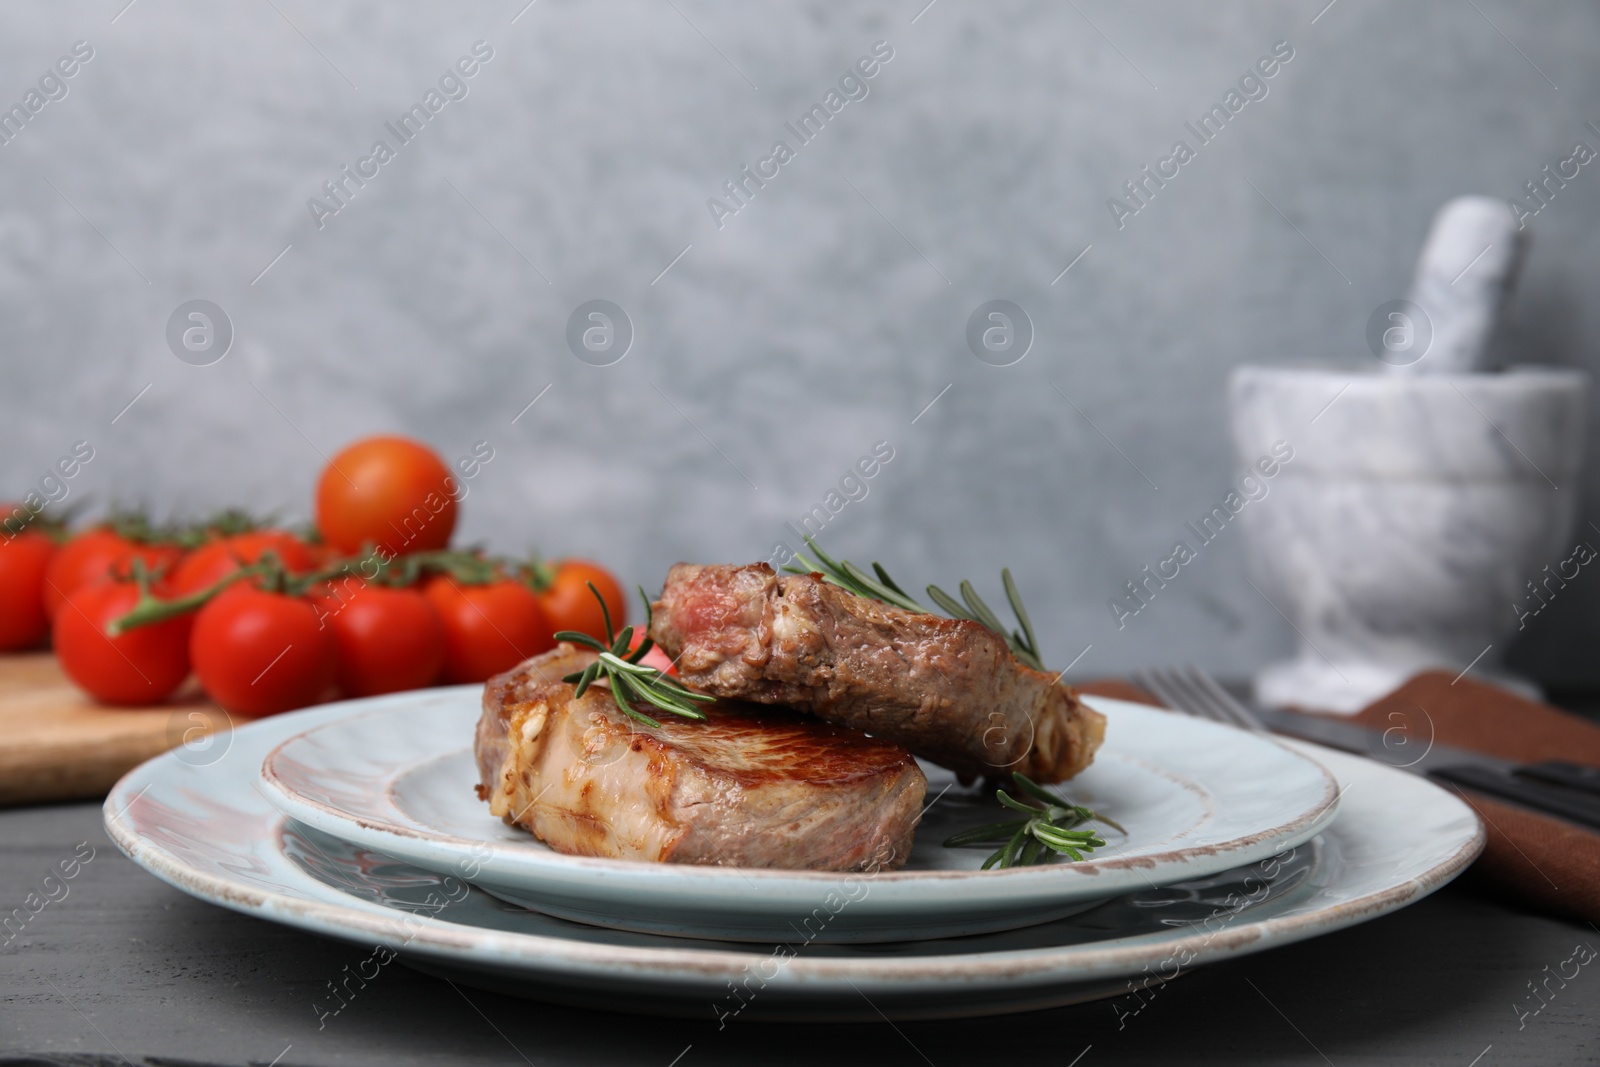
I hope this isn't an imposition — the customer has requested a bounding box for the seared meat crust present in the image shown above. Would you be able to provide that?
[476,645,927,871]
[649,563,1106,783]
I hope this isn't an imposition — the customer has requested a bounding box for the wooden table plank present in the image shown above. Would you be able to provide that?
[0,652,227,806]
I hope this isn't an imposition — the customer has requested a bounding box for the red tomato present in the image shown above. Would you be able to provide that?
[166,530,317,598]
[315,436,458,556]
[191,585,336,717]
[305,538,343,569]
[43,529,184,620]
[53,582,192,705]
[0,526,55,650]
[315,580,445,696]
[536,560,627,642]
[423,576,552,684]
[624,629,677,676]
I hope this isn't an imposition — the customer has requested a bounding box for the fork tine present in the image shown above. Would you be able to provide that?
[1128,668,1178,712]
[1152,665,1250,730]
[1181,665,1266,733]
[1131,668,1205,722]
[1171,666,1256,731]
[1154,666,1241,728]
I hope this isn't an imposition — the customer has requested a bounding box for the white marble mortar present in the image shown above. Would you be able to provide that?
[1229,365,1588,713]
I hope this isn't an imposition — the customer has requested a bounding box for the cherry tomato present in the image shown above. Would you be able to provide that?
[314,579,445,696]
[191,584,335,717]
[53,582,192,705]
[43,529,184,620]
[315,436,458,556]
[624,629,677,676]
[0,524,55,650]
[423,576,552,684]
[536,560,627,642]
[167,530,317,598]
[305,538,343,569]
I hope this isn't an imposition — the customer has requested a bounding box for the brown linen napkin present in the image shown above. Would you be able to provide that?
[1078,672,1600,925]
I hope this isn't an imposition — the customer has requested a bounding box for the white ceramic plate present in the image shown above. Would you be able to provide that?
[257,688,1341,942]
[103,692,1482,1020]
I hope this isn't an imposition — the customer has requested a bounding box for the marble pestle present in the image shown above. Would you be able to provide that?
[1391,195,1529,375]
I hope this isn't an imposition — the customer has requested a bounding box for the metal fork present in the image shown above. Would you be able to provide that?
[1128,665,1266,733]
[1132,668,1600,831]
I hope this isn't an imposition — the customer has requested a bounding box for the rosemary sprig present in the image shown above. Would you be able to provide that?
[556,583,714,729]
[943,773,1125,869]
[785,535,1047,671]
[785,536,923,612]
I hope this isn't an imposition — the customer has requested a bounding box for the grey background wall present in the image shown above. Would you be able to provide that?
[2,0,1598,684]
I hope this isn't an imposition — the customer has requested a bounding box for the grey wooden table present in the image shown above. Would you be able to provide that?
[2,802,1595,1067]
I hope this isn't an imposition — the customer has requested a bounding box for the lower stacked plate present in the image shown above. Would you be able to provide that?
[103,689,1483,1020]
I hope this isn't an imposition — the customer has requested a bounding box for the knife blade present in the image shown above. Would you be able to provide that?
[1426,764,1600,831]
[1517,760,1600,796]
[1252,705,1513,774]
[1253,705,1600,833]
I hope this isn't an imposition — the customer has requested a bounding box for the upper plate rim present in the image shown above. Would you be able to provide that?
[255,690,1343,884]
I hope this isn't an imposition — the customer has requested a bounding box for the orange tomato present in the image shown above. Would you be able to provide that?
[315,436,457,556]
[536,560,627,642]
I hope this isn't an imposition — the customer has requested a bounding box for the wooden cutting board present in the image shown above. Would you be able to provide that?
[0,652,227,806]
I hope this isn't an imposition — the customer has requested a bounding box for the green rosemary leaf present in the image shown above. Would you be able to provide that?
[958,579,1008,636]
[1011,774,1061,809]
[840,560,922,612]
[589,581,616,643]
[942,818,1031,847]
[1032,823,1104,849]
[789,537,1060,685]
[638,585,655,632]
[608,670,640,717]
[925,583,970,621]
[658,676,715,702]
[1002,568,1039,656]
[1090,811,1129,835]
[1012,774,1126,833]
[872,562,911,599]
[799,536,848,576]
[627,675,711,720]
[788,537,926,612]
[997,826,1028,868]
[596,651,657,676]
[564,662,601,698]
[561,585,714,728]
[610,675,663,729]
[945,773,1123,869]
[1018,835,1046,867]
[553,631,608,652]
[996,791,1042,815]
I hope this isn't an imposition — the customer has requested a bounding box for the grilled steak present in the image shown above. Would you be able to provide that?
[650,563,1106,783]
[475,645,927,871]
